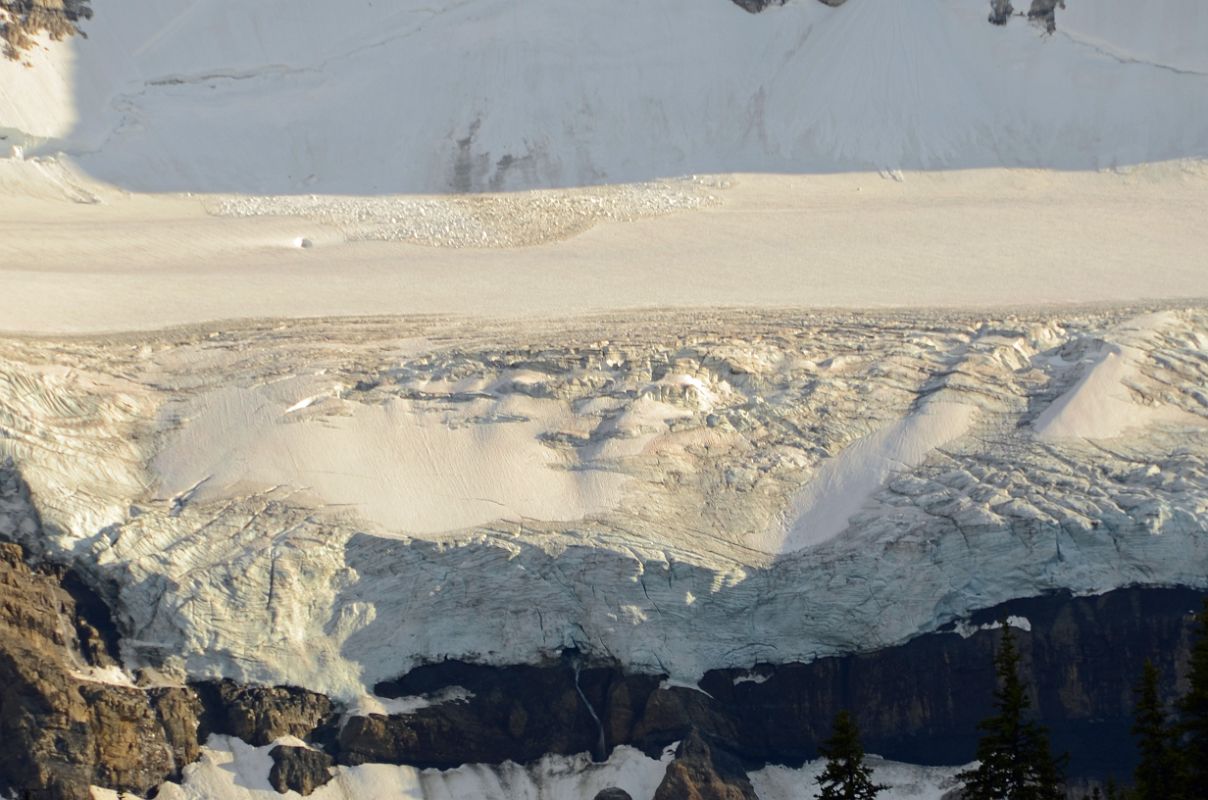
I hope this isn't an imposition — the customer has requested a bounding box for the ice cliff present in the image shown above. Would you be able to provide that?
[1,307,1205,703]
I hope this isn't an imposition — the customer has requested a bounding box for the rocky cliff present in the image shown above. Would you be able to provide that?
[2,529,1202,798]
[0,540,191,799]
[345,587,1205,784]
[1,305,1206,797]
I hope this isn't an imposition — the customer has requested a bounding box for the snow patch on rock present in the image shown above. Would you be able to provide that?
[148,736,672,800]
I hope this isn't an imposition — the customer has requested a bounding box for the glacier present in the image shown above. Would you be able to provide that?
[2,0,1208,796]
[1,307,1205,704]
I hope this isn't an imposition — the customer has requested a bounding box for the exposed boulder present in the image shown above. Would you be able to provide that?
[989,0,1014,25]
[594,789,635,800]
[730,0,784,12]
[357,587,1205,783]
[268,745,335,796]
[732,0,846,10]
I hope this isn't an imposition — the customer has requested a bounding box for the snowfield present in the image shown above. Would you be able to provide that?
[2,0,1206,193]
[1,0,1206,332]
[1,164,1207,334]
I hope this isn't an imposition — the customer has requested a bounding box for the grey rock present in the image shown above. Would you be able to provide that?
[594,789,635,800]
[1028,0,1065,32]
[268,745,335,796]
[0,542,183,799]
[989,0,1014,25]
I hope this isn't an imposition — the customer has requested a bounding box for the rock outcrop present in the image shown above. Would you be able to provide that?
[194,679,338,748]
[355,587,1205,783]
[0,541,192,799]
[2,525,1205,799]
[342,658,662,767]
[268,745,335,796]
[0,533,348,800]
[0,0,92,60]
[732,0,845,11]
[1028,0,1065,32]
[652,730,758,800]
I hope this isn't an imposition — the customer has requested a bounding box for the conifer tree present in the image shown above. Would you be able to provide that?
[815,710,887,800]
[1131,660,1183,800]
[958,624,1066,800]
[1178,598,1208,800]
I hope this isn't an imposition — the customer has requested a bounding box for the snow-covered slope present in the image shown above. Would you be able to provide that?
[2,0,1207,193]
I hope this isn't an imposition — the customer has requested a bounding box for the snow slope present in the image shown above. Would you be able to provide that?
[1060,0,1208,74]
[2,0,1207,193]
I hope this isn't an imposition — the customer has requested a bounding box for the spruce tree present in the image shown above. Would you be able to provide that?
[1132,660,1183,800]
[1178,598,1208,800]
[815,710,887,800]
[958,624,1067,800]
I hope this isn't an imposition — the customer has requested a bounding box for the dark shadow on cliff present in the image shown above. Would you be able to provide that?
[338,528,1206,782]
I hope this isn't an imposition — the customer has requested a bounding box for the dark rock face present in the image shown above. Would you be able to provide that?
[342,658,663,767]
[268,745,335,796]
[698,588,1202,780]
[149,686,207,772]
[0,541,187,800]
[652,730,758,800]
[194,679,338,748]
[594,789,635,800]
[362,587,1205,784]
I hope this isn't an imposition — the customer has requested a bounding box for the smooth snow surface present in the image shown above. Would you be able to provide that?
[2,166,1208,335]
[1061,0,1208,74]
[154,387,636,536]
[150,737,672,800]
[2,0,1207,193]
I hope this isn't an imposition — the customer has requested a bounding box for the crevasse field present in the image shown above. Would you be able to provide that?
[1,0,1206,797]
